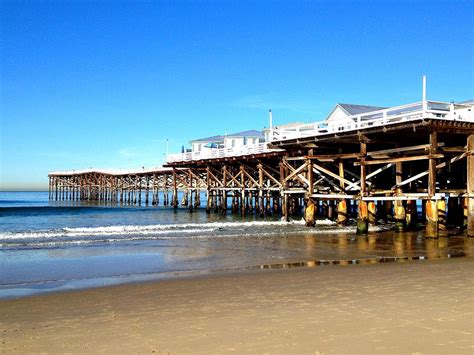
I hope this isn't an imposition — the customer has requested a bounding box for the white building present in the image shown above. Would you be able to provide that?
[190,130,265,153]
[190,134,224,153]
[324,103,386,128]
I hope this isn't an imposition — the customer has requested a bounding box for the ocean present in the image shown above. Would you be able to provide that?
[0,191,472,299]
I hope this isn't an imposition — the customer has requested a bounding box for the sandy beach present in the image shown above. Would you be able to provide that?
[1,257,473,354]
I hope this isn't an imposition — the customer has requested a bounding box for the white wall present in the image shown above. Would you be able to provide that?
[192,136,262,152]
[325,106,354,128]
[223,137,264,148]
[224,137,245,149]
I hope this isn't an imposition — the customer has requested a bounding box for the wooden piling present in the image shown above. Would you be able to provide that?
[467,134,474,237]
[188,171,193,213]
[356,200,369,235]
[337,199,347,225]
[172,170,178,209]
[405,200,417,230]
[425,200,438,238]
[368,201,377,225]
[437,199,447,231]
[258,163,264,217]
[305,198,316,226]
[394,162,406,232]
[222,165,228,215]
[280,161,289,221]
[145,176,149,205]
[426,132,438,237]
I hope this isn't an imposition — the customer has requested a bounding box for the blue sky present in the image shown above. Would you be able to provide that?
[1,0,473,190]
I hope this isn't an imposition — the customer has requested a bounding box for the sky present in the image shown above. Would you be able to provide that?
[1,0,473,190]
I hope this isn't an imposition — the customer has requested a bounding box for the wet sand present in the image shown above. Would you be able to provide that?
[1,258,473,353]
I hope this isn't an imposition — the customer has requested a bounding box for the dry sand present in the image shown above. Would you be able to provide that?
[1,258,473,354]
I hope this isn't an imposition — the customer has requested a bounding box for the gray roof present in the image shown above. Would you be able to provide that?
[190,135,224,143]
[459,99,474,105]
[226,130,264,138]
[190,130,264,143]
[338,103,386,115]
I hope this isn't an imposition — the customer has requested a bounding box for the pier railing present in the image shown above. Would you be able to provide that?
[271,100,473,141]
[166,142,282,163]
[49,167,176,176]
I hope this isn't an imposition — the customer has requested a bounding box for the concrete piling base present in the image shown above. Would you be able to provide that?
[394,203,406,232]
[437,199,447,231]
[305,199,315,227]
[468,197,474,238]
[337,200,347,225]
[425,200,438,238]
[356,200,368,235]
[368,201,376,226]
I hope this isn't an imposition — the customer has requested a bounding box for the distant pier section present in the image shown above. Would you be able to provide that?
[49,92,474,238]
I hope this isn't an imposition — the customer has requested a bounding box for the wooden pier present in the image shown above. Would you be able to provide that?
[49,99,474,238]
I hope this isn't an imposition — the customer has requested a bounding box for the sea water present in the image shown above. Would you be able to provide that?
[0,191,472,299]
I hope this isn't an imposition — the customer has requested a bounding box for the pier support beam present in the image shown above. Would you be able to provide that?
[425,200,438,238]
[280,161,289,222]
[258,163,264,217]
[394,162,406,232]
[304,159,315,226]
[437,199,447,231]
[426,132,438,238]
[405,200,417,230]
[172,170,178,209]
[467,134,474,237]
[337,200,347,225]
[394,203,406,232]
[305,198,316,227]
[188,172,193,213]
[368,201,377,225]
[222,165,228,215]
[356,200,369,235]
[357,142,368,234]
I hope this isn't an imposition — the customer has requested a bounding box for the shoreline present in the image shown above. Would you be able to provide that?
[2,233,471,301]
[2,257,473,353]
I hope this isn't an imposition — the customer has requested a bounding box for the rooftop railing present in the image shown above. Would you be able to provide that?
[270,100,473,141]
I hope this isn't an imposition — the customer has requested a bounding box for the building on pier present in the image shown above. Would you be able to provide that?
[190,130,265,153]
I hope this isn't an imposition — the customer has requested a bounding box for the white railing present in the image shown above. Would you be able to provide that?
[166,142,282,163]
[49,167,176,176]
[271,100,473,141]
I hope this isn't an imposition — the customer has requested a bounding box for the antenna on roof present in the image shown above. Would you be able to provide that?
[269,109,273,141]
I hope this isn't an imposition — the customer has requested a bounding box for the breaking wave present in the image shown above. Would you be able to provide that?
[0,218,391,249]
[0,219,352,247]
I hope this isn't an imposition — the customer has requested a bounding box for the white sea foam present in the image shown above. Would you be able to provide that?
[0,227,218,240]
[0,218,341,243]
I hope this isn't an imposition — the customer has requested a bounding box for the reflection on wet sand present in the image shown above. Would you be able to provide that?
[255,230,473,270]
